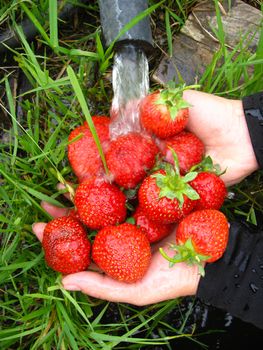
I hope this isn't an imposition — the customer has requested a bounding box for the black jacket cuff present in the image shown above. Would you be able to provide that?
[242,91,263,169]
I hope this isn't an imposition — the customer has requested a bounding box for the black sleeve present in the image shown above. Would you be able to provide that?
[242,91,263,169]
[196,221,263,329]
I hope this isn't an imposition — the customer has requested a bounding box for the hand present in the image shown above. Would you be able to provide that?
[183,90,259,186]
[32,199,201,305]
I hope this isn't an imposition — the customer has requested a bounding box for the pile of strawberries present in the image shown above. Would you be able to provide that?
[42,86,229,282]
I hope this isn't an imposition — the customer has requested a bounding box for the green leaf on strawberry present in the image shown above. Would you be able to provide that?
[152,148,199,207]
[159,239,210,276]
[190,155,226,176]
[154,86,192,121]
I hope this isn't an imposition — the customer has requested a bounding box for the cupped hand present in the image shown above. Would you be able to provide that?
[33,199,201,306]
[183,90,259,186]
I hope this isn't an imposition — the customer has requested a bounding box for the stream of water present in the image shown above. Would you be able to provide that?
[110,44,149,139]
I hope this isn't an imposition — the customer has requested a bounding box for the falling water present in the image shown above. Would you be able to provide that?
[110,44,149,139]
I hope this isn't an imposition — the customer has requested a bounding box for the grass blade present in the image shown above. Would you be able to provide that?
[49,0,59,49]
[165,8,173,57]
[66,65,109,175]
[4,78,18,165]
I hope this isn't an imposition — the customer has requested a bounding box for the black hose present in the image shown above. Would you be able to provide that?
[98,0,153,54]
[0,2,79,54]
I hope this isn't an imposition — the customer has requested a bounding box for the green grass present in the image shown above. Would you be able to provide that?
[0,0,263,349]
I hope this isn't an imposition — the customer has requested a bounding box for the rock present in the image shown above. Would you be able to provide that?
[152,0,262,85]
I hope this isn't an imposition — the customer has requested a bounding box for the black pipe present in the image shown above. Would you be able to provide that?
[98,0,153,54]
[0,19,41,54]
[0,2,79,54]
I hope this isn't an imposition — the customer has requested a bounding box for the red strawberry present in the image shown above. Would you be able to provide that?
[68,208,81,221]
[138,165,199,224]
[92,223,151,283]
[106,132,158,189]
[176,209,229,263]
[139,87,191,139]
[190,172,227,210]
[42,216,91,274]
[160,209,229,276]
[74,178,127,230]
[161,131,205,174]
[160,209,229,275]
[68,116,110,182]
[133,206,174,243]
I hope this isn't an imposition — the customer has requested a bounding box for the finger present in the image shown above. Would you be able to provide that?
[41,201,70,218]
[62,271,138,303]
[32,222,46,242]
[57,183,74,201]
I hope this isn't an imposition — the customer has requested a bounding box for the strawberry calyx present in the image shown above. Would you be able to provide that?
[152,149,199,207]
[154,84,199,121]
[159,238,210,276]
[190,155,226,176]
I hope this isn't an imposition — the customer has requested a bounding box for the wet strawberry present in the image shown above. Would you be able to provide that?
[138,169,198,224]
[106,132,159,189]
[92,223,151,283]
[133,206,174,243]
[68,116,110,182]
[42,216,91,274]
[161,131,205,174]
[68,208,81,221]
[139,87,191,139]
[74,178,127,230]
[160,209,229,275]
[190,172,227,210]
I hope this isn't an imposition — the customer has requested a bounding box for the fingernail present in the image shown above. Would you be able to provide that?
[63,284,81,291]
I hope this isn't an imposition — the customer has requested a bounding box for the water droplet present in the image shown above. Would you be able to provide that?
[249,283,259,293]
[252,268,256,273]
[227,191,235,199]
[224,312,233,327]
[235,283,240,288]
[260,265,263,269]
[234,274,239,278]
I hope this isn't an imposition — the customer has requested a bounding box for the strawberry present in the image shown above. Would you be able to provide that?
[133,206,174,243]
[68,208,81,221]
[68,116,110,182]
[138,156,199,224]
[139,86,191,139]
[92,222,151,283]
[190,171,227,210]
[160,209,229,275]
[161,131,205,174]
[138,170,199,224]
[42,216,91,274]
[74,178,127,230]
[105,132,159,189]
